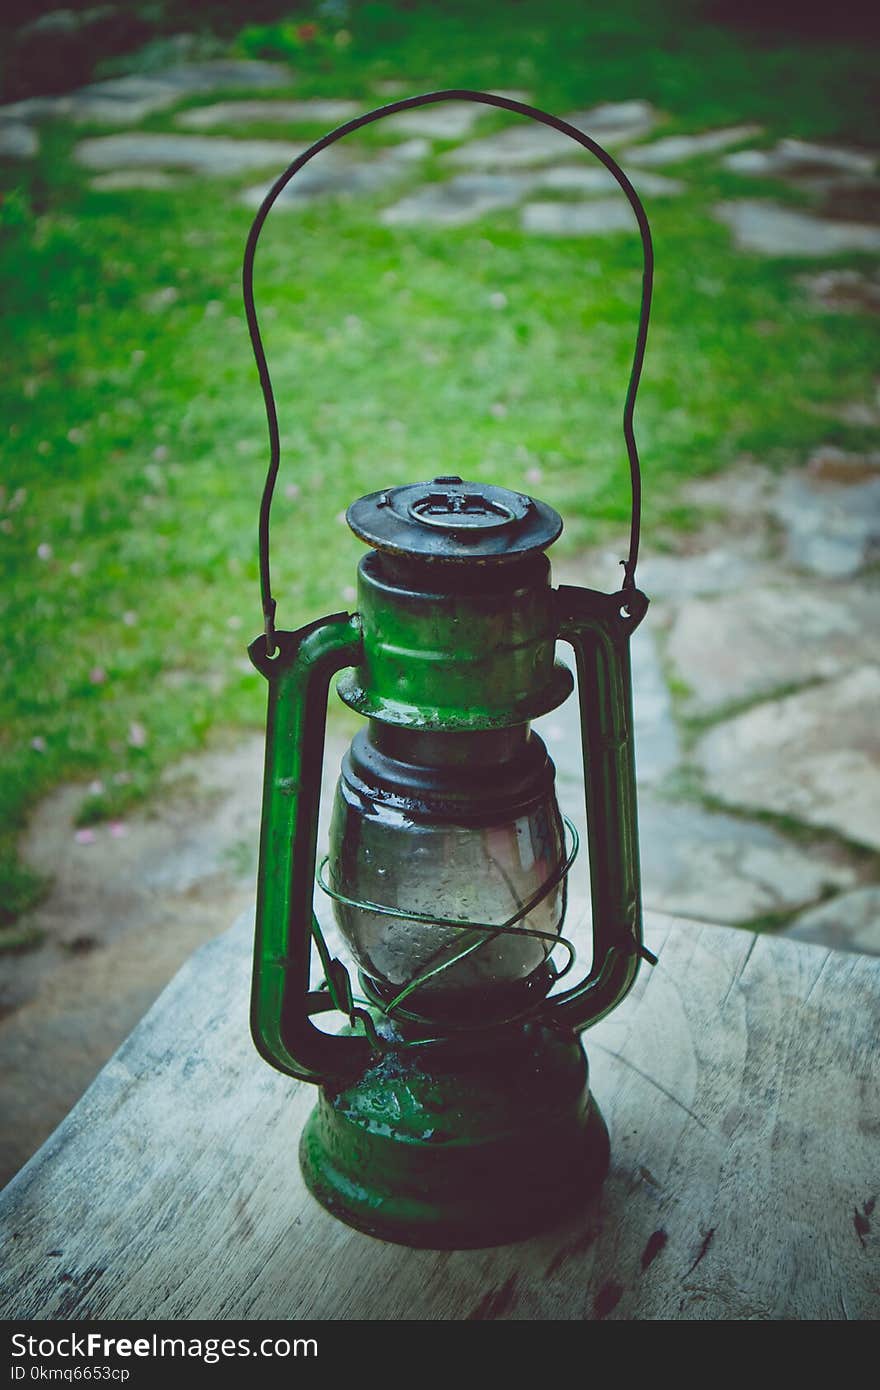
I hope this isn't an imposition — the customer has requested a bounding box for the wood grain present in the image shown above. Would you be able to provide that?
[1,912,877,1320]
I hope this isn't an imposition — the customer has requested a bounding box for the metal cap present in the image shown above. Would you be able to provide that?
[347,477,563,563]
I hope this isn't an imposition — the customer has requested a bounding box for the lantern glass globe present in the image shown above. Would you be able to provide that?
[328,781,567,1004]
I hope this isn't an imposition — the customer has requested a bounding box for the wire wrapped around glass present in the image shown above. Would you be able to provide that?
[315,720,580,1042]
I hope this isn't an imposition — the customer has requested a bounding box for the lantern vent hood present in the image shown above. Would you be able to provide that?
[347,476,563,565]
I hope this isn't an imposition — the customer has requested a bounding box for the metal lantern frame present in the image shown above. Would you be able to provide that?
[243,90,655,1247]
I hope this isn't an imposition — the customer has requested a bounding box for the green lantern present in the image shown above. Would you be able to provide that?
[244,92,655,1248]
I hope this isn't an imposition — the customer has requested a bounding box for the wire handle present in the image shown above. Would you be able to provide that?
[243,89,654,655]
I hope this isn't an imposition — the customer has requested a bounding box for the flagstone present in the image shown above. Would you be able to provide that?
[665,580,880,714]
[636,796,856,924]
[176,99,360,130]
[695,666,880,851]
[768,458,880,577]
[75,133,306,175]
[90,170,183,191]
[381,173,532,226]
[241,139,429,208]
[722,138,876,180]
[532,165,683,196]
[786,887,880,957]
[714,199,880,255]
[621,124,760,165]
[377,101,489,140]
[0,62,291,127]
[0,122,38,158]
[444,100,658,170]
[521,199,637,234]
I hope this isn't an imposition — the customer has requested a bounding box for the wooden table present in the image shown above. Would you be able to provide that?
[1,912,877,1320]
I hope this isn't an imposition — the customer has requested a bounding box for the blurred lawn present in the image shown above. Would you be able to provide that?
[1,0,878,928]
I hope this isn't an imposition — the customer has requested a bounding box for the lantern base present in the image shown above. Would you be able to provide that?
[299,1022,609,1249]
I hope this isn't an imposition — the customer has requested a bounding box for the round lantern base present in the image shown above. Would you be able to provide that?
[299,1022,609,1249]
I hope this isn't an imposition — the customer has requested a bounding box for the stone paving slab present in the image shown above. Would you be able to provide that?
[381,172,532,226]
[664,580,880,715]
[621,124,760,165]
[0,122,37,158]
[696,665,880,851]
[444,100,657,169]
[75,132,306,174]
[241,138,429,209]
[533,164,683,196]
[380,163,684,229]
[90,170,183,192]
[722,138,877,181]
[634,543,770,597]
[769,460,880,577]
[521,199,639,235]
[538,657,856,928]
[376,101,490,141]
[636,795,855,924]
[176,98,361,130]
[538,626,860,925]
[0,61,291,127]
[714,199,880,255]
[787,887,880,956]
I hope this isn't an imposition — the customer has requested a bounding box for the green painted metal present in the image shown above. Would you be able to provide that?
[248,613,373,1085]
[336,553,573,730]
[552,584,649,1030]
[300,1021,609,1248]
[248,532,650,1243]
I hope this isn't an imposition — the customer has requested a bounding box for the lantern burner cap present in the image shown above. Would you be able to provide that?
[348,476,562,563]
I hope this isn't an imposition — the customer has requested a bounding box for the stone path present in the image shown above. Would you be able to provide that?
[0,61,291,130]
[715,200,880,256]
[697,666,880,850]
[5,59,878,255]
[1,45,879,1183]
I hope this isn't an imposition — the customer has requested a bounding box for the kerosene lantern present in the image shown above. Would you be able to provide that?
[244,92,655,1248]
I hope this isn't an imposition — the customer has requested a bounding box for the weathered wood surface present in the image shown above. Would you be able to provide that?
[1,912,877,1320]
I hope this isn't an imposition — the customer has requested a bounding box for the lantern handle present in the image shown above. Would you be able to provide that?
[244,89,653,655]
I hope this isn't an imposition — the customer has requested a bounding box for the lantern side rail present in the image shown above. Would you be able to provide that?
[248,612,376,1084]
[243,88,653,654]
[550,583,656,1032]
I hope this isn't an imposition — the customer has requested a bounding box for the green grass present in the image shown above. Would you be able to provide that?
[1,0,878,923]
